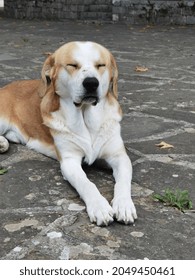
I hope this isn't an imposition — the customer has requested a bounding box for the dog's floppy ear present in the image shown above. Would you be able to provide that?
[39,53,55,97]
[110,53,118,99]
[40,53,60,121]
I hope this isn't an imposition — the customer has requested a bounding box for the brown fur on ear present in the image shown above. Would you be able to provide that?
[110,53,118,99]
[39,54,55,98]
[39,53,60,127]
[41,85,60,121]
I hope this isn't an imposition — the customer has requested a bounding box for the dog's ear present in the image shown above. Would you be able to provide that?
[110,53,118,99]
[39,54,55,97]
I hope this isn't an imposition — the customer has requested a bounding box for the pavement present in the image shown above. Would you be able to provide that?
[0,18,195,260]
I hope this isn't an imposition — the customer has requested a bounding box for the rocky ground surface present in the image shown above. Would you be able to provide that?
[0,18,194,259]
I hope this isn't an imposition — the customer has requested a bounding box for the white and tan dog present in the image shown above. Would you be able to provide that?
[0,41,137,226]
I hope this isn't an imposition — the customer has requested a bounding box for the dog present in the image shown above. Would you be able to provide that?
[0,41,137,226]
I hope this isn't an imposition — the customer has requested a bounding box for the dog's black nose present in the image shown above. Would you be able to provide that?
[83,77,99,93]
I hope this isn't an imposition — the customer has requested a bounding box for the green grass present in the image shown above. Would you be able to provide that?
[0,167,8,175]
[153,188,193,212]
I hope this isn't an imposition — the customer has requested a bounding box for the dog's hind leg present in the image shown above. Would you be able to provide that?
[0,122,26,153]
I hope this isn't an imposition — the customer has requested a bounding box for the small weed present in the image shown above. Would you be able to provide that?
[0,167,8,175]
[153,188,193,212]
[21,37,29,43]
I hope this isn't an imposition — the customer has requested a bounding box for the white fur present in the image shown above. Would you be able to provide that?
[27,139,57,159]
[51,43,137,225]
[53,98,137,225]
[0,119,27,144]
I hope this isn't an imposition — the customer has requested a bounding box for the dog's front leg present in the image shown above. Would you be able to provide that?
[106,151,137,224]
[60,158,114,226]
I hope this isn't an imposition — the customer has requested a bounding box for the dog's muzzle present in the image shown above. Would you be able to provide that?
[74,77,99,107]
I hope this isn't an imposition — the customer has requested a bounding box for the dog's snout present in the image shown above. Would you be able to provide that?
[83,77,99,93]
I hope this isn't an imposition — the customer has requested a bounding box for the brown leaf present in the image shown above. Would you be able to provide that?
[135,66,149,72]
[43,52,52,57]
[155,141,174,149]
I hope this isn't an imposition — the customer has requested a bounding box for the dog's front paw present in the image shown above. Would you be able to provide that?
[112,196,137,224]
[86,196,114,226]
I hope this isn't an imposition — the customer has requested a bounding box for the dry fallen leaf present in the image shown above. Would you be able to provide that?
[135,66,149,72]
[43,52,52,57]
[155,141,174,149]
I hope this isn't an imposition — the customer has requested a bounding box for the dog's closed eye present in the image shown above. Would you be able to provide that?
[67,64,78,69]
[97,64,106,69]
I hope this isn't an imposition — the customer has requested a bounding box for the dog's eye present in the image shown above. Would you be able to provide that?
[97,64,106,69]
[67,64,78,69]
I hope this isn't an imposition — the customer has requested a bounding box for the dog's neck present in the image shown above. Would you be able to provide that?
[59,97,105,133]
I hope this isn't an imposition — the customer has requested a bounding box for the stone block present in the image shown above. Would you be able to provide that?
[186,15,195,23]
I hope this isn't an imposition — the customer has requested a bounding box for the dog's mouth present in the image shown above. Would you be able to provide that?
[74,96,99,107]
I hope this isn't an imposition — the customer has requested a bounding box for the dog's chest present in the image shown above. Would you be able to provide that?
[52,103,118,164]
[68,110,108,164]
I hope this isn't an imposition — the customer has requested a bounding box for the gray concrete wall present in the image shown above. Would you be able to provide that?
[3,0,195,24]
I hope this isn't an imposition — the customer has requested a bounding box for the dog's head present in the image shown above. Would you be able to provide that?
[40,42,118,107]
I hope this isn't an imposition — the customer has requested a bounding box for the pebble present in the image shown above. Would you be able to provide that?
[13,246,22,252]
[68,203,85,211]
[47,231,62,239]
[29,175,42,181]
[130,231,144,238]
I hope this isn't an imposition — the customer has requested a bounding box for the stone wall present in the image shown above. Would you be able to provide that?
[112,0,195,24]
[4,0,112,21]
[3,0,195,24]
